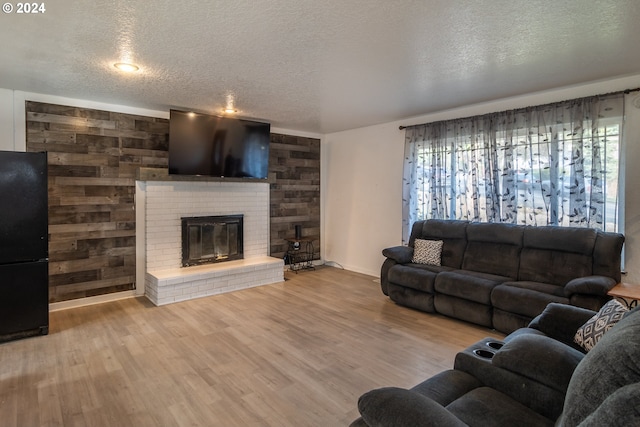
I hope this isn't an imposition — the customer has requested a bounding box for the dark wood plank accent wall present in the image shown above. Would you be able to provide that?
[24,103,321,303]
[269,134,321,260]
[25,102,169,303]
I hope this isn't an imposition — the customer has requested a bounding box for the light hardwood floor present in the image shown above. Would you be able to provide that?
[0,266,503,426]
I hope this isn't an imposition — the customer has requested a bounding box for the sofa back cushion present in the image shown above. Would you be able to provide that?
[461,222,523,278]
[592,231,624,283]
[557,307,640,426]
[411,219,468,269]
[519,226,596,286]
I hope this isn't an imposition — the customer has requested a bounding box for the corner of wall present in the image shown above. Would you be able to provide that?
[0,88,15,151]
[135,181,147,296]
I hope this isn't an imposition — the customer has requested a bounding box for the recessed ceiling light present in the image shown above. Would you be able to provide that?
[114,62,139,73]
[223,93,238,114]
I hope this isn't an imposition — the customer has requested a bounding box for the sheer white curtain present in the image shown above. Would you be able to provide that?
[402,93,625,243]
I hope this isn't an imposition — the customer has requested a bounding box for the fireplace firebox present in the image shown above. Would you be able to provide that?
[181,215,243,267]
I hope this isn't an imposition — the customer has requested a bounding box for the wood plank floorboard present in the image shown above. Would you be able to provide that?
[0,266,504,426]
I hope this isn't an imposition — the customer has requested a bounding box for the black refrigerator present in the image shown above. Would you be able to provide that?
[0,150,49,342]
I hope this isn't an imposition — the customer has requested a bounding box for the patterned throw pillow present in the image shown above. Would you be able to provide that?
[574,298,628,352]
[412,239,443,266]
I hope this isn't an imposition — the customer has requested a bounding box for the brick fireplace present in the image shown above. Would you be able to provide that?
[136,180,284,305]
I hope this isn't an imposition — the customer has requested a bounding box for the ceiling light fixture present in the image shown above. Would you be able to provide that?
[113,62,139,73]
[223,93,238,114]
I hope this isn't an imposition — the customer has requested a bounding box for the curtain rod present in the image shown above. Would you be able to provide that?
[398,86,640,130]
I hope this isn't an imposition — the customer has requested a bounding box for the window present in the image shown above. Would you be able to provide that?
[402,94,624,243]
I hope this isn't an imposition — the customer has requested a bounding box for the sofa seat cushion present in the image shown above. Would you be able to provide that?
[387,283,436,312]
[491,282,569,318]
[447,387,554,427]
[388,264,453,293]
[435,270,510,305]
[406,262,454,273]
[411,369,482,405]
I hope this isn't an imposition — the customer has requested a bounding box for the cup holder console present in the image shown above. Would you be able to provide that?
[486,341,504,350]
[457,338,506,370]
[473,349,495,359]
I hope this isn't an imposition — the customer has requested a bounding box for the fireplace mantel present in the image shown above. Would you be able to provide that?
[136,167,274,183]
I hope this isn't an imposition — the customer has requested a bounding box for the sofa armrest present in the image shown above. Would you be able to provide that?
[493,334,584,393]
[382,246,413,264]
[357,387,468,427]
[528,303,595,349]
[564,275,617,297]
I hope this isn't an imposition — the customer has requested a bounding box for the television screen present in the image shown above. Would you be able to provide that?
[168,110,270,179]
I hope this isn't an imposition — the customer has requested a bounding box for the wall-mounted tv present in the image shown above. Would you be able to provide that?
[168,109,270,179]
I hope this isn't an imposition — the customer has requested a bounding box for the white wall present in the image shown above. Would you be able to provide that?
[622,92,640,283]
[0,88,15,151]
[323,74,640,280]
[322,122,404,274]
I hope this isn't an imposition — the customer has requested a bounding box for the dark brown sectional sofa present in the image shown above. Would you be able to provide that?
[381,219,625,333]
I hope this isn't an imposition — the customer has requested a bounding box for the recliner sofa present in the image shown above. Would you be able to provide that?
[351,302,640,426]
[381,220,624,333]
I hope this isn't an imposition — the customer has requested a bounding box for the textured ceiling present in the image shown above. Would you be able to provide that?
[1,0,639,133]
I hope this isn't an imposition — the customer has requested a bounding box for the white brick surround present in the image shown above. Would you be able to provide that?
[137,180,283,305]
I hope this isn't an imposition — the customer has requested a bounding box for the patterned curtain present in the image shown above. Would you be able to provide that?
[402,93,624,243]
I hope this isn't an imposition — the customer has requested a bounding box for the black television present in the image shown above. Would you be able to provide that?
[168,109,270,179]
